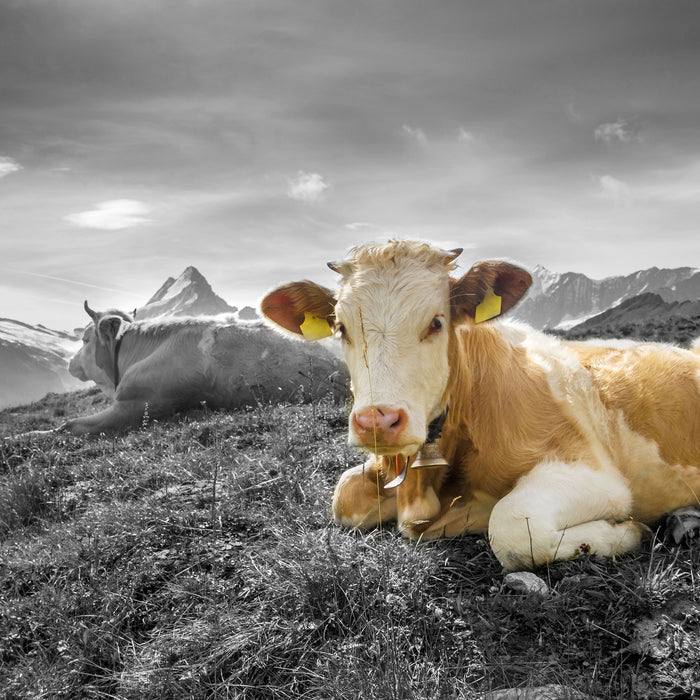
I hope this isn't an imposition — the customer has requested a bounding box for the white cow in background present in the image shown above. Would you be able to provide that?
[61,301,346,435]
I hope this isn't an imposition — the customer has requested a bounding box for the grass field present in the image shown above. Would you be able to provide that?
[1,389,699,699]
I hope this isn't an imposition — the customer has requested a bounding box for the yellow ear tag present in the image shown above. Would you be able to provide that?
[474,288,502,323]
[300,312,333,340]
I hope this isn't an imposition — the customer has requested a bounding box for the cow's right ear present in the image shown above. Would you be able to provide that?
[96,315,124,343]
[451,261,532,323]
[261,281,336,340]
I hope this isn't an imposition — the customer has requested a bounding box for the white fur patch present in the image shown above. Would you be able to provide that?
[337,261,452,450]
[488,460,636,570]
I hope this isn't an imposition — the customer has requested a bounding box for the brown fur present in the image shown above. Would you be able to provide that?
[573,342,700,467]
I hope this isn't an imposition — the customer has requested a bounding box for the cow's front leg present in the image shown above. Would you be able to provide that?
[395,466,443,537]
[411,489,499,541]
[60,401,148,436]
[488,461,651,571]
[332,456,397,530]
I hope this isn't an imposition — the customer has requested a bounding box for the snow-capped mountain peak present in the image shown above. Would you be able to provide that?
[528,265,561,299]
[135,266,238,319]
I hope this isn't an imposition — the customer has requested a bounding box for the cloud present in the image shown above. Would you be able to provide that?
[287,171,329,202]
[594,118,641,144]
[344,222,397,240]
[10,269,143,297]
[567,102,583,124]
[0,156,21,178]
[402,124,428,145]
[345,222,379,232]
[64,199,152,230]
[457,128,477,143]
[596,174,631,200]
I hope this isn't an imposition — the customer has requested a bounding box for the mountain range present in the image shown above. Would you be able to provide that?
[514,265,700,330]
[1,263,699,409]
[554,293,700,347]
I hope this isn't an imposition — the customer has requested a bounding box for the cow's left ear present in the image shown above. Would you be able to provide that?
[261,281,336,340]
[451,261,532,323]
[96,315,124,343]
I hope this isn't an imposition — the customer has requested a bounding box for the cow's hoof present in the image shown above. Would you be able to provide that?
[665,506,700,545]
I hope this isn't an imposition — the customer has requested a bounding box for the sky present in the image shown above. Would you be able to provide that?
[1,0,700,330]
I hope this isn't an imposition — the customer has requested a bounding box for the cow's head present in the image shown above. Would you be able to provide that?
[69,301,132,397]
[262,240,531,456]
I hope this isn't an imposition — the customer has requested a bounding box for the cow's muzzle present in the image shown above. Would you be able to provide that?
[350,404,413,451]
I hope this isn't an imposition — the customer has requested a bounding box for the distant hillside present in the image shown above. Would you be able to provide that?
[554,293,700,346]
[515,265,700,330]
[0,319,82,408]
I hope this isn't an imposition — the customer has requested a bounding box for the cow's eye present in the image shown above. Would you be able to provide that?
[335,322,349,342]
[424,315,444,339]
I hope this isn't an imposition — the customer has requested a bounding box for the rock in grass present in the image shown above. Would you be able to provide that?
[503,571,550,597]
[482,684,600,699]
[665,506,700,544]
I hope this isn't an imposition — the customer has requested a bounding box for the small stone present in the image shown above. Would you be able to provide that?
[503,571,550,597]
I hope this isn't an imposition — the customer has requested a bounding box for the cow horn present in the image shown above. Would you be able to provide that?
[84,300,98,321]
[444,248,463,264]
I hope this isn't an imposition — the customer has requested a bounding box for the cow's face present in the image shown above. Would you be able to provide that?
[262,240,531,456]
[69,302,131,397]
[331,250,455,455]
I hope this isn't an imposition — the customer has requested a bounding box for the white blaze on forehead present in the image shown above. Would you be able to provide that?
[334,242,455,451]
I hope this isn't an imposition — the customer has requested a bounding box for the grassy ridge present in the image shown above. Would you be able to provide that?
[1,390,699,699]
[555,315,700,348]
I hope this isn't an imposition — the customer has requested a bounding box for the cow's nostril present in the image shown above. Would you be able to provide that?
[352,405,407,439]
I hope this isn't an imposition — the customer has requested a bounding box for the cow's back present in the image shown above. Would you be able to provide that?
[570,341,700,466]
[207,323,347,405]
[568,340,700,521]
[115,318,346,412]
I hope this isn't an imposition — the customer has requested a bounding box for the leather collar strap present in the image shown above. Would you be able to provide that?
[426,410,448,442]
[113,337,123,389]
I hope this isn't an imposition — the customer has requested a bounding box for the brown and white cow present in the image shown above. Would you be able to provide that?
[61,301,346,435]
[262,240,700,571]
